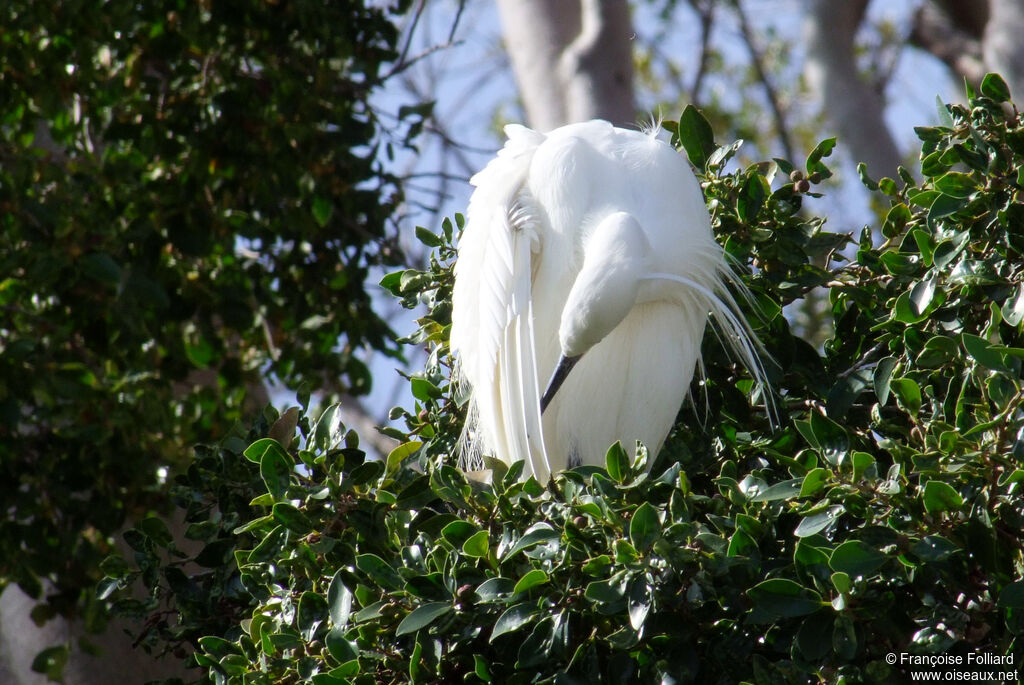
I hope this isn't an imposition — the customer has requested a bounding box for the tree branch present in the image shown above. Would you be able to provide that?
[732,0,795,162]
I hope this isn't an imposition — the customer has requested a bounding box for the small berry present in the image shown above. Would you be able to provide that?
[789,169,804,182]
[572,515,587,529]
[808,171,822,184]
[795,179,811,193]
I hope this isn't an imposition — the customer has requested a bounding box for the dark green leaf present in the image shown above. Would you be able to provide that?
[747,579,823,620]
[415,225,443,248]
[605,441,630,483]
[355,553,403,590]
[260,443,293,500]
[490,602,538,642]
[980,72,1011,102]
[513,569,549,595]
[749,477,803,502]
[503,522,559,560]
[31,645,69,680]
[328,570,353,627]
[272,502,312,534]
[628,578,651,631]
[874,357,898,405]
[922,480,963,513]
[676,105,715,169]
[997,581,1024,609]
[794,505,845,537]
[829,540,886,578]
[396,602,452,636]
[629,502,661,552]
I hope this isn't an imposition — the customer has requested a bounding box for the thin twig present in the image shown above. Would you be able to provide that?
[732,0,796,162]
[447,0,467,44]
[689,0,715,105]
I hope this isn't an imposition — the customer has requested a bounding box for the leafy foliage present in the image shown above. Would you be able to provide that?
[0,0,414,652]
[108,80,1024,683]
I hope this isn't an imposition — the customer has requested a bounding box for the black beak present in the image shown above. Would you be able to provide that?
[540,354,582,414]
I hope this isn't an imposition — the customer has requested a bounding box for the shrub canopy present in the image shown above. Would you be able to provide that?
[0,0,413,639]
[107,78,1024,684]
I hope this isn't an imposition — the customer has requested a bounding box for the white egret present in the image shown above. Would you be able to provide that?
[450,119,768,482]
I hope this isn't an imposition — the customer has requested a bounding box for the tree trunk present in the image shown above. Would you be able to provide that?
[802,0,904,179]
[495,0,636,130]
[982,0,1024,99]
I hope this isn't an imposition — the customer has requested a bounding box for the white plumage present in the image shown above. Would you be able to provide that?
[450,119,766,481]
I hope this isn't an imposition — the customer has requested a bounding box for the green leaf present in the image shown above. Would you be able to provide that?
[441,520,478,548]
[310,404,346,452]
[980,72,1011,102]
[794,412,849,466]
[328,570,353,626]
[962,333,1007,371]
[806,137,836,178]
[922,480,963,513]
[386,440,422,474]
[882,203,911,238]
[490,602,538,642]
[605,441,630,483]
[911,536,959,562]
[856,162,878,190]
[738,172,768,223]
[933,171,977,198]
[747,579,823,620]
[585,578,626,608]
[916,335,958,368]
[794,505,845,537]
[312,195,333,227]
[909,278,936,317]
[355,553,403,590]
[928,192,968,228]
[629,502,661,552]
[749,477,802,502]
[676,105,715,169]
[136,516,174,548]
[890,377,922,416]
[461,530,490,558]
[31,645,69,680]
[799,468,829,498]
[79,252,122,286]
[581,555,612,575]
[260,443,293,500]
[513,569,549,595]
[248,525,288,563]
[831,572,852,595]
[297,591,329,641]
[475,577,515,603]
[1001,286,1024,326]
[997,581,1024,609]
[473,654,493,682]
[829,540,886,578]
[415,225,443,248]
[395,602,452,636]
[503,522,559,560]
[243,437,283,463]
[346,460,384,488]
[949,259,1001,286]
[271,502,312,534]
[873,357,898,405]
[628,578,651,631]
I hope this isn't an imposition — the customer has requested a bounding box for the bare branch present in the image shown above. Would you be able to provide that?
[689,0,716,105]
[732,0,795,162]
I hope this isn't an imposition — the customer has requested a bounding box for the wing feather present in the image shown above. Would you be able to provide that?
[450,125,550,478]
